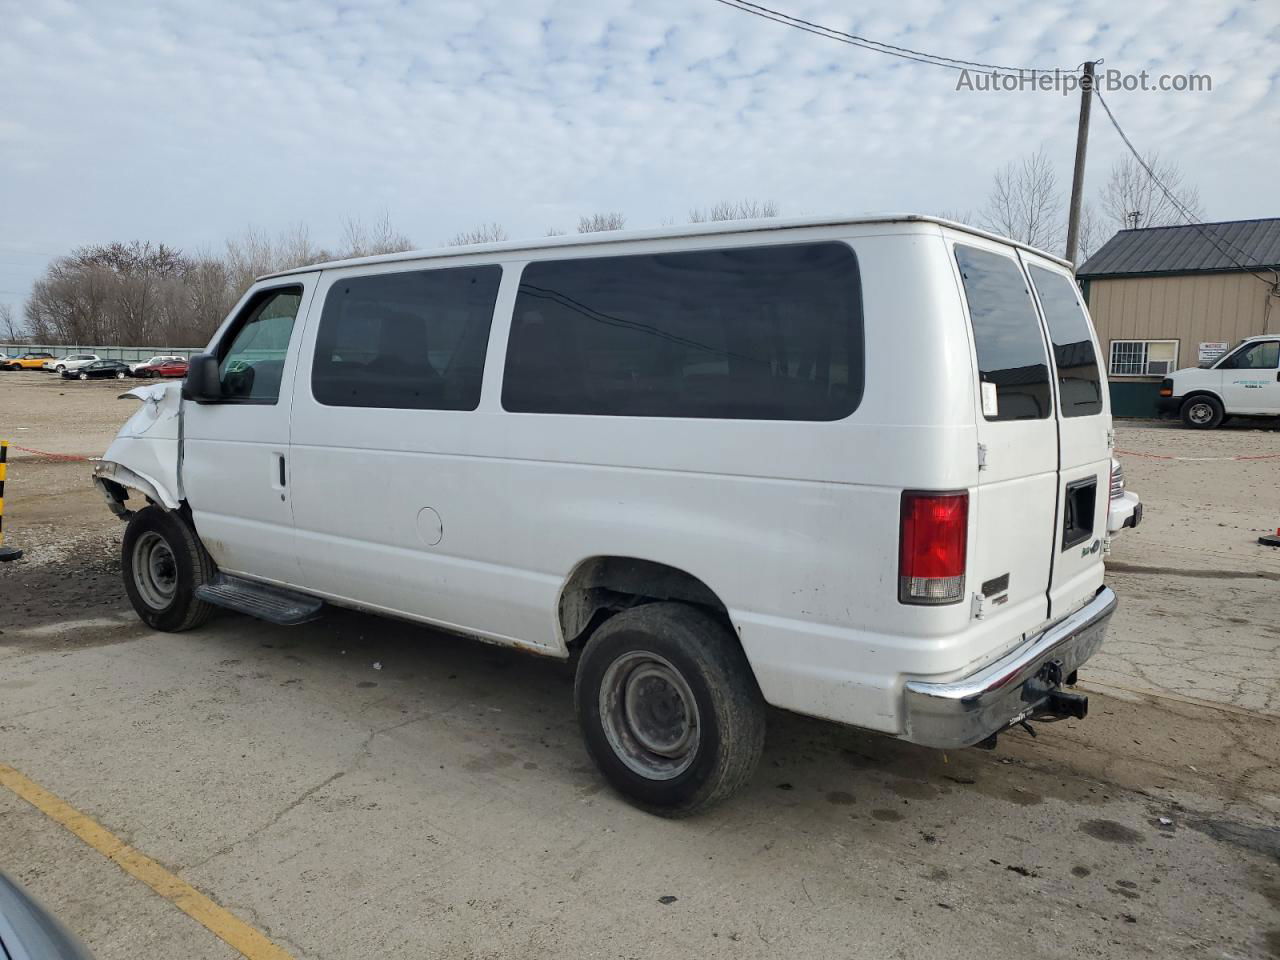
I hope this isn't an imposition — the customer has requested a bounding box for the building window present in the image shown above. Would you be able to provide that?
[1108,339,1178,377]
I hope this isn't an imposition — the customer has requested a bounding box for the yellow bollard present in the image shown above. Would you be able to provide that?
[0,440,23,562]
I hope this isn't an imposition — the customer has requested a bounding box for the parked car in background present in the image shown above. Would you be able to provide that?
[44,354,101,373]
[128,355,185,375]
[96,215,1129,816]
[1158,334,1280,428]
[1107,457,1142,537]
[64,359,131,381]
[2,352,56,370]
[133,358,189,379]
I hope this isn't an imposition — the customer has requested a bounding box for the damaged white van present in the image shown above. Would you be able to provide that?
[95,215,1129,815]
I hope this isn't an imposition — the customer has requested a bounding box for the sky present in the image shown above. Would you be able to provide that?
[1,0,1278,318]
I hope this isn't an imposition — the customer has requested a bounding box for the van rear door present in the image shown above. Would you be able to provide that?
[952,240,1057,637]
[1024,259,1110,618]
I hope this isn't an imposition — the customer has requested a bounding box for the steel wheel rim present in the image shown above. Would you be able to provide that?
[132,531,177,609]
[599,650,700,780]
[1189,402,1213,424]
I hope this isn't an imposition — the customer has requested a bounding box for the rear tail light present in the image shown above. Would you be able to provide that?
[899,491,968,605]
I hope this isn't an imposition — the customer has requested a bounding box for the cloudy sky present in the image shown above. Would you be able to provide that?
[1,0,1277,318]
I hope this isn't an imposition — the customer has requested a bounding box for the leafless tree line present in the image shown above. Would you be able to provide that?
[17,201,788,345]
[953,149,1203,264]
[448,198,781,251]
[20,215,414,346]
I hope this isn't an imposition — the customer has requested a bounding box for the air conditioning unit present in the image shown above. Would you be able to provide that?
[1147,360,1172,375]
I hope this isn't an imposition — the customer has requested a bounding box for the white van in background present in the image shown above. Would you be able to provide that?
[94,215,1129,815]
[1157,334,1280,428]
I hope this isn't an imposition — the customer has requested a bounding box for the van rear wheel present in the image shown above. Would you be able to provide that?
[1181,395,1224,429]
[574,602,765,817]
[122,506,216,631]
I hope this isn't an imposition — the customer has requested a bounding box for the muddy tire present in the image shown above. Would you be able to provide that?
[574,602,766,817]
[1180,395,1224,429]
[121,506,216,631]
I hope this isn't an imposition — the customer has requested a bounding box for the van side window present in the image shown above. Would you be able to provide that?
[312,265,501,410]
[1028,266,1103,417]
[502,243,863,420]
[218,286,303,402]
[954,245,1052,421]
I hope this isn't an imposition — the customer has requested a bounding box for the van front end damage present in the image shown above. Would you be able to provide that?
[93,382,184,518]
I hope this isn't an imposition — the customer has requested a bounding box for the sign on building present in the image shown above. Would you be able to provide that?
[1198,341,1229,364]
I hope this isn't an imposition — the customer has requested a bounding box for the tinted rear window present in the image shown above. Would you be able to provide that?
[954,245,1052,421]
[1028,265,1103,417]
[502,243,863,420]
[313,266,501,410]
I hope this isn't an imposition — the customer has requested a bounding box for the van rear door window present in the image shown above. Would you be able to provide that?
[954,245,1052,421]
[1028,265,1103,417]
[502,243,863,420]
[312,265,501,410]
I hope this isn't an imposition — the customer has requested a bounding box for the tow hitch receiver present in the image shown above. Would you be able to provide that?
[1042,688,1088,720]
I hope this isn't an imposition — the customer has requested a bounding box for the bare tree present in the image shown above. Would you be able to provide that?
[448,223,509,246]
[1075,203,1103,266]
[0,303,22,342]
[978,148,1063,250]
[937,208,974,224]
[577,212,627,233]
[1099,153,1203,231]
[689,199,779,223]
[544,227,567,237]
[340,212,414,258]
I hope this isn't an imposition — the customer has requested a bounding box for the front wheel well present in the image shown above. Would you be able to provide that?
[558,556,732,650]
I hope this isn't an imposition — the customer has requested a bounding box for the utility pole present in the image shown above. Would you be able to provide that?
[1064,60,1096,266]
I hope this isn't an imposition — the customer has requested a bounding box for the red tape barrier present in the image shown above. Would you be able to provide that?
[1115,448,1280,462]
[6,444,91,462]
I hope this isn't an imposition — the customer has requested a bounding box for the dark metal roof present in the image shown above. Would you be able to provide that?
[1077,218,1280,279]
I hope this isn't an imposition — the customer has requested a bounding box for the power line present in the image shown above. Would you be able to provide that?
[710,0,1069,76]
[1093,89,1278,288]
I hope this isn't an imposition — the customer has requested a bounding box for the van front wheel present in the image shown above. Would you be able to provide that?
[1181,395,1224,429]
[574,602,765,817]
[122,506,216,631]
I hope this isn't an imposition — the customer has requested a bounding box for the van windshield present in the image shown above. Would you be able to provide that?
[1028,266,1103,417]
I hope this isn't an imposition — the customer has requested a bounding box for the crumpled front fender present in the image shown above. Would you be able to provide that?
[93,382,183,516]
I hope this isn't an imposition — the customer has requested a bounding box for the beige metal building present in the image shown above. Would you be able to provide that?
[1077,218,1280,416]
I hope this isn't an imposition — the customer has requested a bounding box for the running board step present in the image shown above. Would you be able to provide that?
[195,575,323,626]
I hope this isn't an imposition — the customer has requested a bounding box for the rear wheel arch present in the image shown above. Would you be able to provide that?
[557,556,734,651]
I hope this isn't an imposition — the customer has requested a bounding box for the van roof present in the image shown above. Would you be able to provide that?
[259,214,1072,280]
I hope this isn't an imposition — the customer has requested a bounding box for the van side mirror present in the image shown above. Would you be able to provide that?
[182,354,222,403]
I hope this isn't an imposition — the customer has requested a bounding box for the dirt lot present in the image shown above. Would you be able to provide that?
[1,369,1278,960]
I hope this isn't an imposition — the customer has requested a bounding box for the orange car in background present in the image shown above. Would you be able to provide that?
[1,352,56,370]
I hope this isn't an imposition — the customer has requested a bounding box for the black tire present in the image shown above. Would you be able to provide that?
[121,506,216,631]
[55,364,65,372]
[78,372,88,380]
[574,602,766,817]
[115,370,126,379]
[1180,394,1224,429]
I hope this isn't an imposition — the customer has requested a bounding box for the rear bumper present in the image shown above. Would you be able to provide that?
[901,586,1117,749]
[1107,490,1143,533]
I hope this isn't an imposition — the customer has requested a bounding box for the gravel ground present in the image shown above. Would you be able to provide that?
[1,370,1278,960]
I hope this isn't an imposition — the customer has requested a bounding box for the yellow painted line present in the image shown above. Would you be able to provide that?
[0,764,297,960]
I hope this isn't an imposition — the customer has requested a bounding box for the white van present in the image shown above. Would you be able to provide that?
[1157,334,1280,428]
[94,215,1128,815]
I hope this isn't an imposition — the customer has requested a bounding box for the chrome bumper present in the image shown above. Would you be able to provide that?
[902,586,1117,749]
